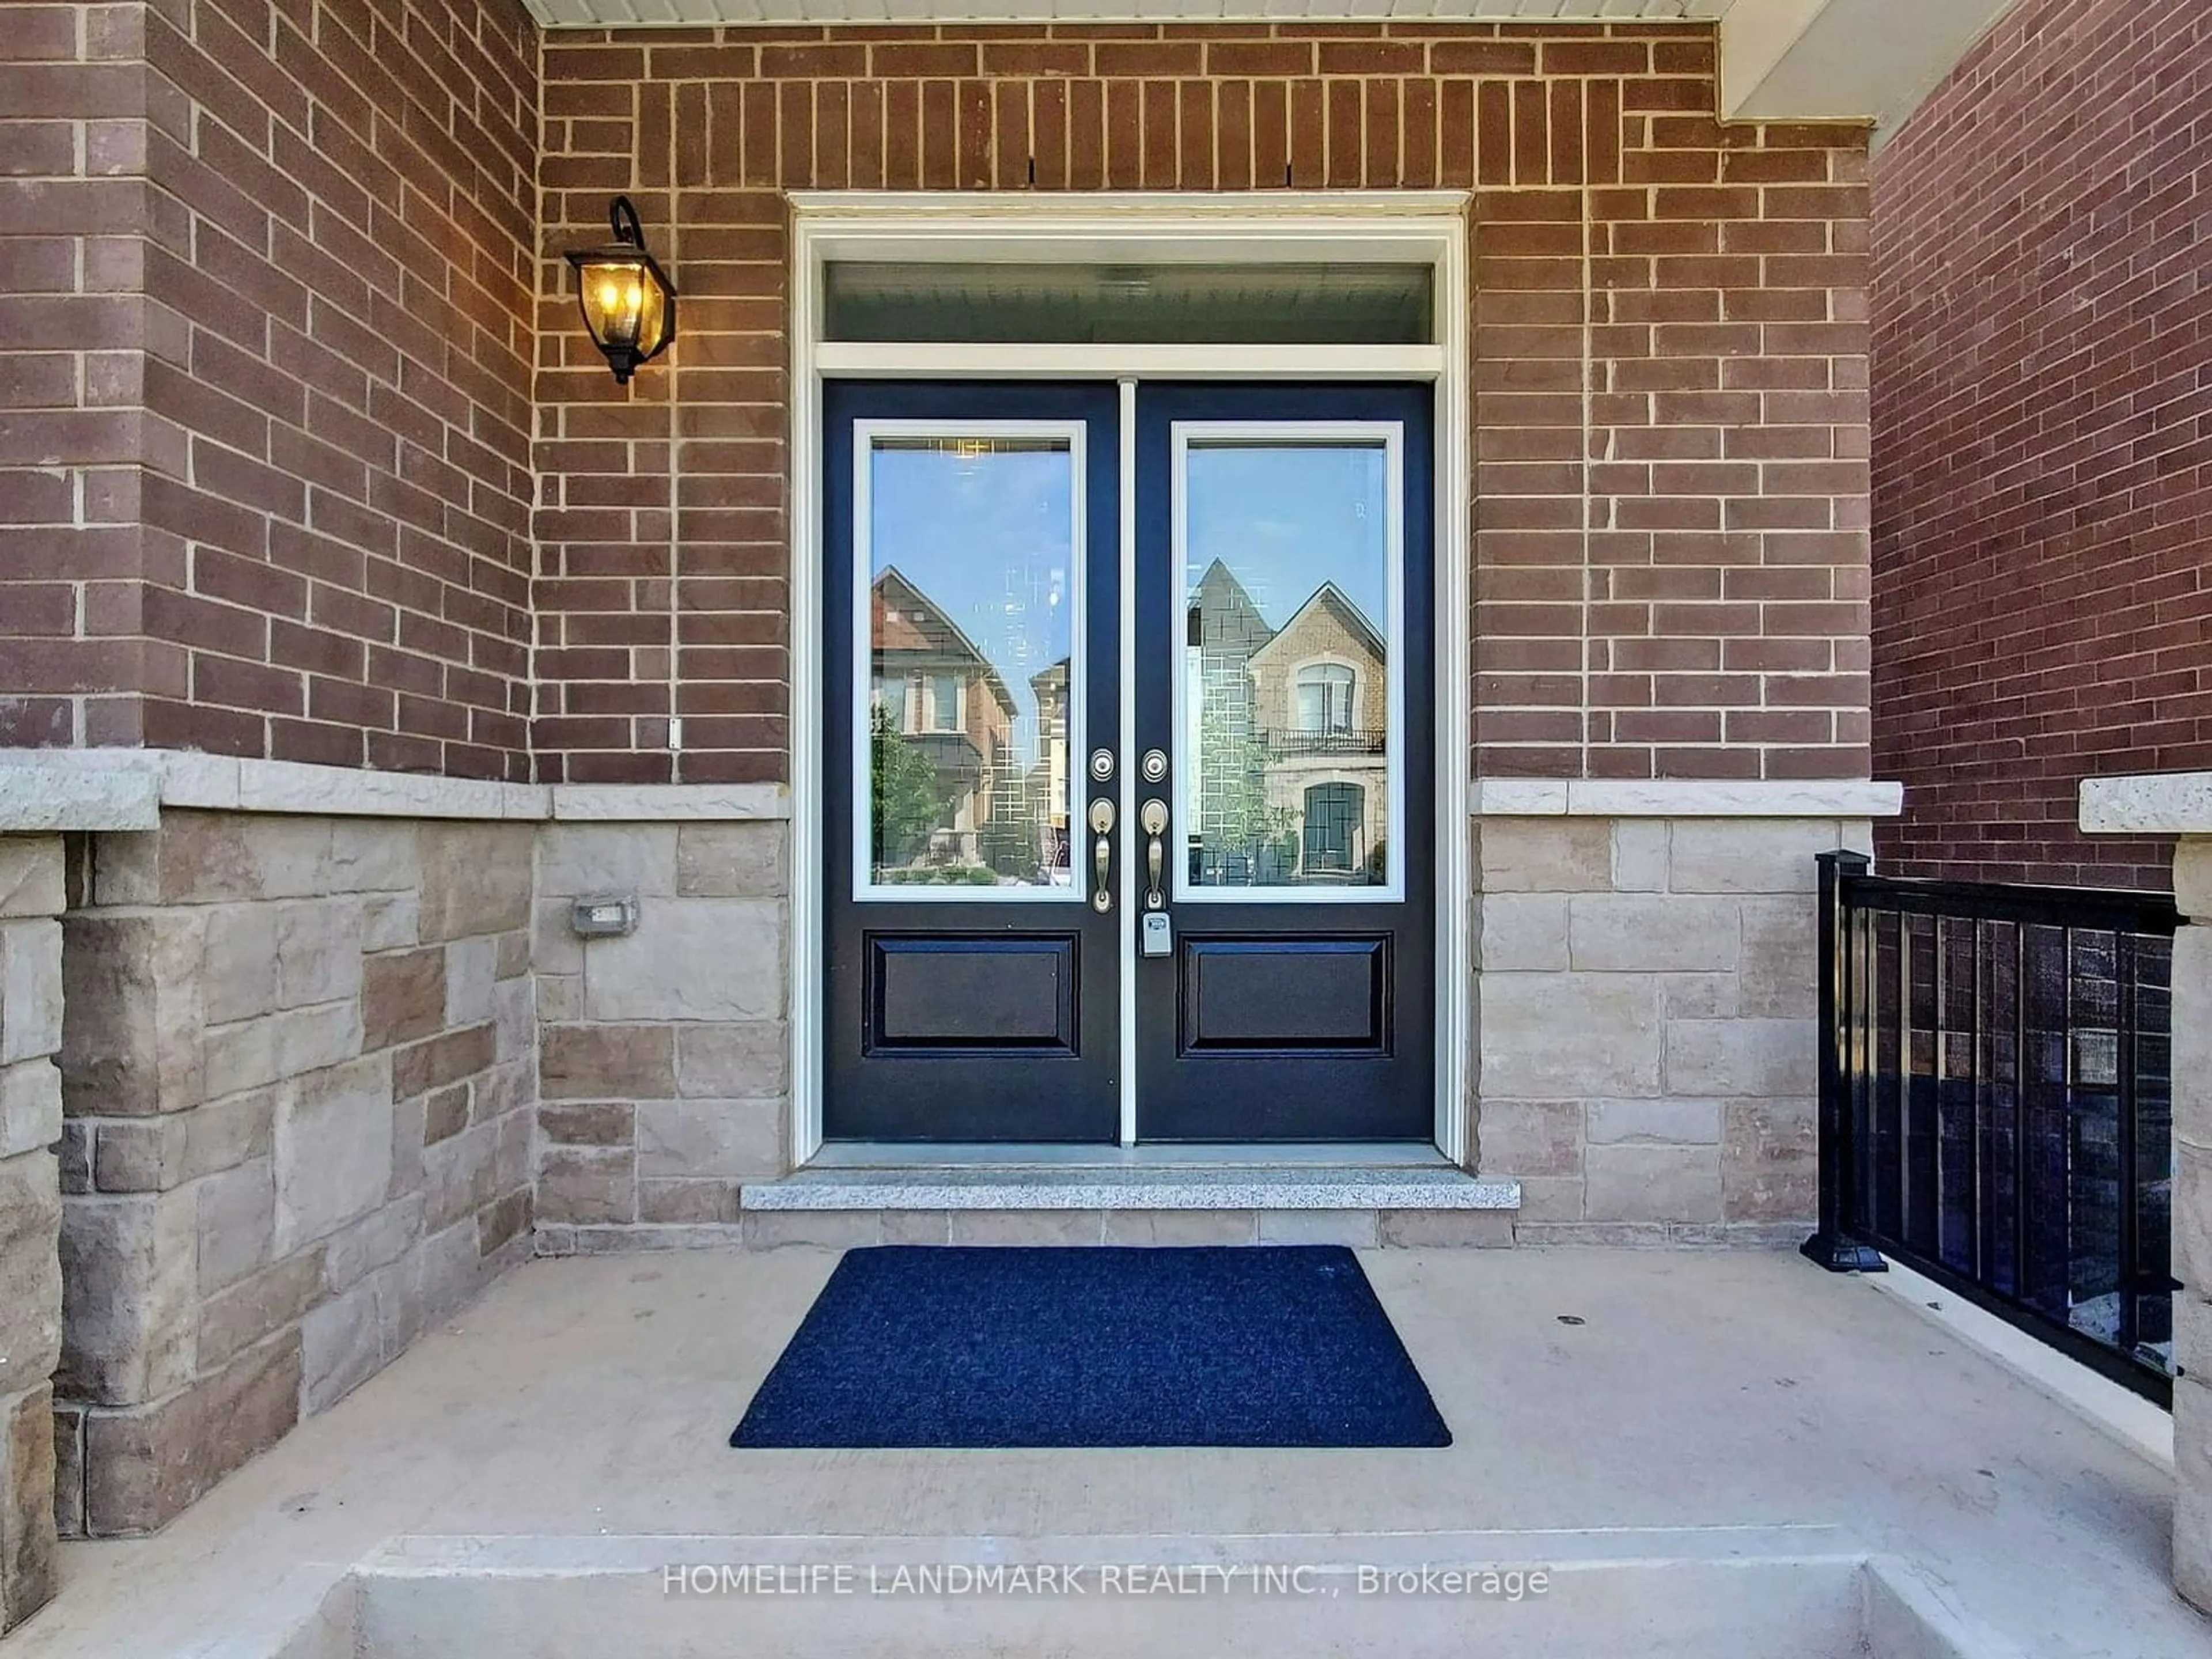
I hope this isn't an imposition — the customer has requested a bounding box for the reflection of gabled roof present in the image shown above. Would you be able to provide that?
[1029,656,1069,697]
[1187,559,1275,658]
[872,566,1017,717]
[1246,581,1385,672]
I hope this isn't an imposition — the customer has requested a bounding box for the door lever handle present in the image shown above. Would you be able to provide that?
[1141,798,1168,910]
[1088,798,1115,913]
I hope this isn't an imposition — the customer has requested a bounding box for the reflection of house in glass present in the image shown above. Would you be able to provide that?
[1185,560,1388,886]
[1028,657,1071,878]
[869,567,1065,885]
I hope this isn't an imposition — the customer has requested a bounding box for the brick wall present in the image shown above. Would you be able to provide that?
[1871,0,2212,891]
[0,7,146,751]
[7,16,1873,789]
[1,0,539,780]
[534,22,1873,786]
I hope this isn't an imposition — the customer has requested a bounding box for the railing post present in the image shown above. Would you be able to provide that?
[1803,849,1885,1272]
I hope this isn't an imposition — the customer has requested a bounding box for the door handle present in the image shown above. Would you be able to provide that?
[1088,797,1115,913]
[1141,798,1168,910]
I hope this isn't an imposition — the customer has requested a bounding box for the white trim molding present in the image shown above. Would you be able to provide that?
[1471,778,1903,818]
[2079,771,2212,837]
[814,343,1446,382]
[787,190,1473,1169]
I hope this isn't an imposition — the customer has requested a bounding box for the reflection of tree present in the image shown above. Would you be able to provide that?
[1198,706,1298,882]
[870,705,949,866]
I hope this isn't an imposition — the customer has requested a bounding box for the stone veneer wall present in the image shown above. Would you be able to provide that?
[1471,813,1866,1241]
[531,820,789,1249]
[54,812,536,1536]
[0,838,63,1631]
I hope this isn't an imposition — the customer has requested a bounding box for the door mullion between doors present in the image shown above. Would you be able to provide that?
[1118,376,1140,1149]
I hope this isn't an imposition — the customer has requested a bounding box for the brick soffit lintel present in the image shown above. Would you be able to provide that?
[519,0,2016,141]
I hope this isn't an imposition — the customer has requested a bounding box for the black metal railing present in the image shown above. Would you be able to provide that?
[1258,726,1387,757]
[1805,851,2181,1403]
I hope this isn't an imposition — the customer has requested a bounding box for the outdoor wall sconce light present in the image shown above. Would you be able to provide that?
[567,195,676,384]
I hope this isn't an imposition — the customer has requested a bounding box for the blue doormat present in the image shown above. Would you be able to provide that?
[729,1245,1450,1448]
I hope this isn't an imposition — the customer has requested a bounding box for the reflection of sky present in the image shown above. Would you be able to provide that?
[1184,444,1388,632]
[869,442,1074,767]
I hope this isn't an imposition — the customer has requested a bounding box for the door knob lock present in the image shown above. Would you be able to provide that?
[1140,798,1168,910]
[1088,798,1115,912]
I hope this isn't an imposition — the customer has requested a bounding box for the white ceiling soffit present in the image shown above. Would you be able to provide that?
[528,1,1715,23]
[525,0,2014,139]
[1717,0,2016,139]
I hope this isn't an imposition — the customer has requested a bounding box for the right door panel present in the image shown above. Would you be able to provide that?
[1133,383,1436,1142]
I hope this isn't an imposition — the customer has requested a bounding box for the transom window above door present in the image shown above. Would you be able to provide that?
[823,262,1435,346]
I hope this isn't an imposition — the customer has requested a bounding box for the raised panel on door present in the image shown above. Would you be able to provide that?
[821,381,1122,1142]
[1132,384,1435,1142]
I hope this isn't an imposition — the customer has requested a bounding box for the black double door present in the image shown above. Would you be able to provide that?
[822,380,1434,1143]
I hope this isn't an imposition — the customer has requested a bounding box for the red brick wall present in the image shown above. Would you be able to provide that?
[1,0,539,779]
[6,16,1870,787]
[0,5,148,749]
[535,22,1873,785]
[1871,0,2212,891]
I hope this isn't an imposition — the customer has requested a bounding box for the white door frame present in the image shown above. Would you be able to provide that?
[788,190,1473,1167]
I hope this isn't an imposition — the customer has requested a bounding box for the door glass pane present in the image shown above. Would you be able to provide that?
[1179,434,1396,893]
[860,431,1079,895]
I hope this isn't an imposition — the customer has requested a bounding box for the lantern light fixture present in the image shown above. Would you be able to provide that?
[566,195,676,384]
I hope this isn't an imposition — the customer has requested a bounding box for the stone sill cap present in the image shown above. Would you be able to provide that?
[743,1166,1522,1213]
[5,749,1902,825]
[0,762,160,832]
[1,748,791,823]
[2078,771,2212,836]
[1473,779,1902,818]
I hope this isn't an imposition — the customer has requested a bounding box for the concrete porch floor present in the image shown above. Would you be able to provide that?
[4,1248,2204,1657]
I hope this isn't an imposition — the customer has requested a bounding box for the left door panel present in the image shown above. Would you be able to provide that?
[823,381,1122,1142]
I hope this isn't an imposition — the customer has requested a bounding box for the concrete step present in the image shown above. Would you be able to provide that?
[734,1164,1521,1247]
[741,1164,1518,1213]
[273,1529,2019,1659]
